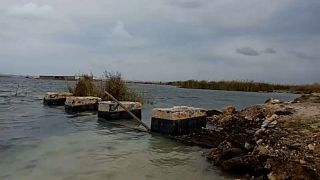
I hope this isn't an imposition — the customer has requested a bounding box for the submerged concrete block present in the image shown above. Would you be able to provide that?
[151,106,207,136]
[43,92,73,106]
[98,101,142,120]
[65,96,101,113]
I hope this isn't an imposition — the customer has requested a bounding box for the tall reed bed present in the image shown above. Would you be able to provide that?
[168,80,320,93]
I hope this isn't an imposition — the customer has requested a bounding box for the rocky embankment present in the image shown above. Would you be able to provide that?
[177,93,320,179]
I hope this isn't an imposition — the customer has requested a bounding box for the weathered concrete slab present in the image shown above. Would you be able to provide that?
[65,96,101,113]
[43,92,73,106]
[151,106,207,136]
[98,101,142,120]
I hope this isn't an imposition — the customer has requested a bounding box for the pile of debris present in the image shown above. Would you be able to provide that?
[177,93,320,179]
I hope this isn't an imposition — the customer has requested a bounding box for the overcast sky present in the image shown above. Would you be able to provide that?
[0,0,319,83]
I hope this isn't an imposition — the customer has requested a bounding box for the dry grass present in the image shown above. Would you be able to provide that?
[285,118,320,133]
[290,83,320,93]
[69,72,142,102]
[168,80,320,93]
[68,75,97,96]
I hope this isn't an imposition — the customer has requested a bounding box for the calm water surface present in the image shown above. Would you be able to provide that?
[0,77,299,180]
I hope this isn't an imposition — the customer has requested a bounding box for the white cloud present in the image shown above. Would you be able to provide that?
[107,21,148,48]
[111,21,133,39]
[8,2,53,18]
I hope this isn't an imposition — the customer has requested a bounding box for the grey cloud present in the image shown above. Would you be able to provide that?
[0,0,320,83]
[167,0,205,9]
[236,47,260,56]
[176,1,203,8]
[262,48,277,54]
[291,51,320,61]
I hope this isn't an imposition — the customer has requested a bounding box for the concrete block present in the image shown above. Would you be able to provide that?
[151,106,207,136]
[98,101,142,120]
[43,92,73,106]
[65,96,101,113]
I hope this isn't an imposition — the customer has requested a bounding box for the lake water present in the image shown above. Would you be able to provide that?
[0,77,299,180]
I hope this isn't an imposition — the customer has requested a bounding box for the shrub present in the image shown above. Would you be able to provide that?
[69,72,142,102]
[101,71,142,102]
[69,75,97,96]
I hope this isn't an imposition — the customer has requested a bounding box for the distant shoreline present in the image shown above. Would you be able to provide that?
[167,80,320,94]
[2,75,319,94]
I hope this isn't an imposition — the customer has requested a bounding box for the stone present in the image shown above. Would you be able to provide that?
[256,139,264,145]
[65,96,101,113]
[244,142,253,150]
[43,92,73,106]
[300,159,306,164]
[261,115,278,128]
[151,106,207,136]
[270,120,278,126]
[274,108,294,115]
[98,101,142,120]
[261,120,270,128]
[266,114,278,122]
[267,172,277,180]
[221,148,243,160]
[223,106,236,115]
[255,128,266,137]
[221,155,261,174]
[255,145,269,156]
[308,144,315,151]
[206,109,222,117]
[265,98,281,104]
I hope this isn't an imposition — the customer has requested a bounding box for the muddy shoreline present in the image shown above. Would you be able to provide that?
[175,93,320,179]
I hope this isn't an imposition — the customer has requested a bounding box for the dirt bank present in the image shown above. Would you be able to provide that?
[176,93,320,179]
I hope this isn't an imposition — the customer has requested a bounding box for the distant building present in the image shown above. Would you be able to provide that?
[38,76,78,81]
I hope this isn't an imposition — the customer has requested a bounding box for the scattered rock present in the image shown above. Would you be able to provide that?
[274,108,294,115]
[261,115,278,128]
[265,98,281,104]
[308,144,315,151]
[266,114,278,122]
[255,145,270,156]
[300,159,306,164]
[256,139,264,145]
[223,106,236,115]
[179,93,320,179]
[267,172,277,180]
[221,155,264,174]
[270,120,277,126]
[261,120,271,128]
[206,109,222,117]
[244,142,253,150]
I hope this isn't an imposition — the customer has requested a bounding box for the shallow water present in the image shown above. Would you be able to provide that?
[0,77,299,180]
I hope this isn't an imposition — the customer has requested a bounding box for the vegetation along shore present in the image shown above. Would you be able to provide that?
[167,80,320,94]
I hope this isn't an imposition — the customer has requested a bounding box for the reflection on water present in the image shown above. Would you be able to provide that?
[0,77,299,180]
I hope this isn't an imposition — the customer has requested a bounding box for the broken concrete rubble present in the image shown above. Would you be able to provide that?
[151,106,207,136]
[65,96,101,113]
[176,94,320,179]
[43,92,73,106]
[98,101,142,120]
